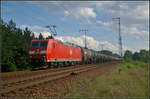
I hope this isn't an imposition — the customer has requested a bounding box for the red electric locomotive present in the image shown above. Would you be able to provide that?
[29,38,82,68]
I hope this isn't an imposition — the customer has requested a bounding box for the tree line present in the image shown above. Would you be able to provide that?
[124,50,149,63]
[99,50,149,63]
[0,19,45,72]
[0,19,149,72]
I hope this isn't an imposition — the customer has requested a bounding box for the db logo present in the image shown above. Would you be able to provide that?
[70,50,72,55]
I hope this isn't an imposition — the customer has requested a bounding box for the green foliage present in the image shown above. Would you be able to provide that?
[98,50,120,57]
[39,33,44,39]
[124,50,149,63]
[124,50,132,61]
[46,35,53,39]
[139,49,149,62]
[99,50,113,55]
[132,52,140,61]
[121,61,147,70]
[112,53,120,57]
[1,58,17,72]
[1,19,34,72]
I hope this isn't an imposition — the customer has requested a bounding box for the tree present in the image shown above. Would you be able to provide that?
[112,53,120,57]
[99,50,113,55]
[0,18,4,25]
[1,19,33,72]
[124,50,132,61]
[7,19,16,30]
[132,52,140,61]
[39,33,44,39]
[31,33,35,39]
[46,35,53,39]
[23,27,33,50]
[139,49,149,62]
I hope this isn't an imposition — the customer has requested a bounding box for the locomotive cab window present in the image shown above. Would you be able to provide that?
[40,41,48,48]
[31,41,48,48]
[31,42,39,48]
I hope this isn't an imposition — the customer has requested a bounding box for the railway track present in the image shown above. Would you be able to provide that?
[0,64,99,95]
[1,64,83,80]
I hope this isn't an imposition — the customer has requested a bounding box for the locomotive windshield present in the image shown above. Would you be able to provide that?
[31,41,48,48]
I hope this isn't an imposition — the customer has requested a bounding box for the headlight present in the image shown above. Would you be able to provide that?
[29,51,35,54]
[40,50,46,54]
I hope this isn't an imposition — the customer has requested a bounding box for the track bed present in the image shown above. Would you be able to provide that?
[0,62,118,97]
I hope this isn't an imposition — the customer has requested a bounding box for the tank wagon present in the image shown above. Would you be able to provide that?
[80,47,120,64]
[28,38,120,68]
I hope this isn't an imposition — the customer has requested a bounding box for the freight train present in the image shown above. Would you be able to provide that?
[28,38,121,68]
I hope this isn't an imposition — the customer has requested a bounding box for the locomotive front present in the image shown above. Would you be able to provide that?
[28,39,48,66]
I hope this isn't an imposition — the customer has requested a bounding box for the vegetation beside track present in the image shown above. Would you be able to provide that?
[68,61,149,98]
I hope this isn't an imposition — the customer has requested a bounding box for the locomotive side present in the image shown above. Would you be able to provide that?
[46,39,82,67]
[29,38,82,67]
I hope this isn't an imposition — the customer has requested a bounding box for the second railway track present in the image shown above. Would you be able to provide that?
[0,64,99,94]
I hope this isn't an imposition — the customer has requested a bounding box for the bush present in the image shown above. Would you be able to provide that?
[121,61,147,70]
[2,60,17,72]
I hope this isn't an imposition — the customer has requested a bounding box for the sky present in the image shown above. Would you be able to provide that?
[1,1,149,54]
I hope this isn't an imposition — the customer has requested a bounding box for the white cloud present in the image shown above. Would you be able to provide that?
[62,7,96,24]
[96,1,149,24]
[32,1,149,23]
[121,25,148,35]
[33,32,52,38]
[96,20,148,36]
[64,10,70,16]
[20,25,52,38]
[130,4,149,20]
[56,35,130,52]
[119,4,128,9]
[95,1,114,7]
[31,1,148,27]
[96,20,113,27]
[68,7,96,19]
[33,1,96,22]
[20,25,49,32]
[99,41,118,51]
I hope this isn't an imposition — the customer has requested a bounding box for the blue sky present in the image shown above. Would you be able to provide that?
[1,1,149,54]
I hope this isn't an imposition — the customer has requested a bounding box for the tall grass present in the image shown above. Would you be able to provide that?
[70,61,149,98]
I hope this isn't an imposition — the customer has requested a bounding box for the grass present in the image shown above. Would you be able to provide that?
[69,61,149,98]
